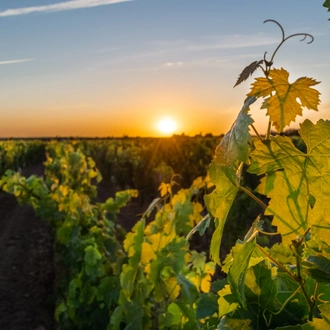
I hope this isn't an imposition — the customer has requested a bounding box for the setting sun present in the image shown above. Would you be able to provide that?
[156,117,178,135]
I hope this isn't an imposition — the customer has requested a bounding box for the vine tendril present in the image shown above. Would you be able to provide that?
[263,19,314,73]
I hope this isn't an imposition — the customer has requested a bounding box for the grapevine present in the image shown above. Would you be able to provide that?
[198,19,330,329]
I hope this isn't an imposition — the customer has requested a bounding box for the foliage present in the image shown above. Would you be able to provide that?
[324,0,330,19]
[0,142,219,329]
[0,140,45,175]
[1,142,137,329]
[78,135,220,199]
[111,176,217,329]
[197,20,330,329]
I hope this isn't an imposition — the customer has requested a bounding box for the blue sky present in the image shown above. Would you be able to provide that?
[0,0,329,137]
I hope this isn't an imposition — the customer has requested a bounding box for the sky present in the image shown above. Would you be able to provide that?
[0,0,329,137]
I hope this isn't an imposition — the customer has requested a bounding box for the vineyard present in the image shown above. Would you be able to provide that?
[2,6,330,329]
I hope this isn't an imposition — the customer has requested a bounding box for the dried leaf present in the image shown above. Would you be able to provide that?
[234,60,264,87]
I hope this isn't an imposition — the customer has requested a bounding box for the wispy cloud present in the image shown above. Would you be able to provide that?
[154,33,279,52]
[162,53,263,70]
[0,59,33,65]
[0,0,132,17]
[111,53,263,74]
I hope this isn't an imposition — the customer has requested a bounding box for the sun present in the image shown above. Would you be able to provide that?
[156,117,178,135]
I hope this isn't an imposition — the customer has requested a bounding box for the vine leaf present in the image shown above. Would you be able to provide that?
[303,254,330,283]
[248,68,320,132]
[204,166,239,265]
[319,303,330,324]
[204,97,255,264]
[324,0,330,20]
[120,219,145,302]
[227,240,256,309]
[248,119,330,244]
[217,316,252,330]
[186,214,211,241]
[244,260,278,313]
[234,60,264,88]
[214,96,256,166]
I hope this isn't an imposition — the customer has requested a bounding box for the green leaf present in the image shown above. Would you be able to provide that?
[218,285,240,318]
[319,303,330,324]
[211,279,228,292]
[175,301,197,329]
[244,260,278,312]
[214,96,255,166]
[190,251,206,274]
[196,293,219,319]
[97,276,119,308]
[217,316,252,330]
[204,165,239,264]
[227,240,257,309]
[248,119,330,244]
[274,271,310,325]
[84,245,102,266]
[205,97,255,264]
[120,220,145,301]
[266,243,296,266]
[186,214,211,241]
[162,302,182,327]
[177,274,199,305]
[324,0,330,19]
[303,254,330,283]
[172,189,194,234]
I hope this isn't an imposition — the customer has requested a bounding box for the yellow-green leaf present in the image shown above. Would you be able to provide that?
[249,119,330,244]
[248,68,320,132]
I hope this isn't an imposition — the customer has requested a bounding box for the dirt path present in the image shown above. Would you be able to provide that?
[0,192,54,330]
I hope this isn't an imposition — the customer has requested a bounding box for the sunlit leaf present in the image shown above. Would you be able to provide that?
[218,316,252,329]
[244,260,278,312]
[205,97,256,264]
[214,96,255,166]
[248,68,320,132]
[204,165,239,264]
[218,285,239,318]
[227,240,257,309]
[248,120,330,244]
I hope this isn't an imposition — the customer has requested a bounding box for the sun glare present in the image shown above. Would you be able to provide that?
[156,117,178,135]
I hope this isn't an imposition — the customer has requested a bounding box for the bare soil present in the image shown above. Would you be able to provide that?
[0,191,54,330]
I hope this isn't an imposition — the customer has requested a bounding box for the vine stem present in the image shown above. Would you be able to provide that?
[266,121,272,140]
[239,186,267,210]
[257,245,296,281]
[257,228,281,236]
[250,124,263,142]
[291,228,317,321]
[263,284,302,327]
[291,231,315,321]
